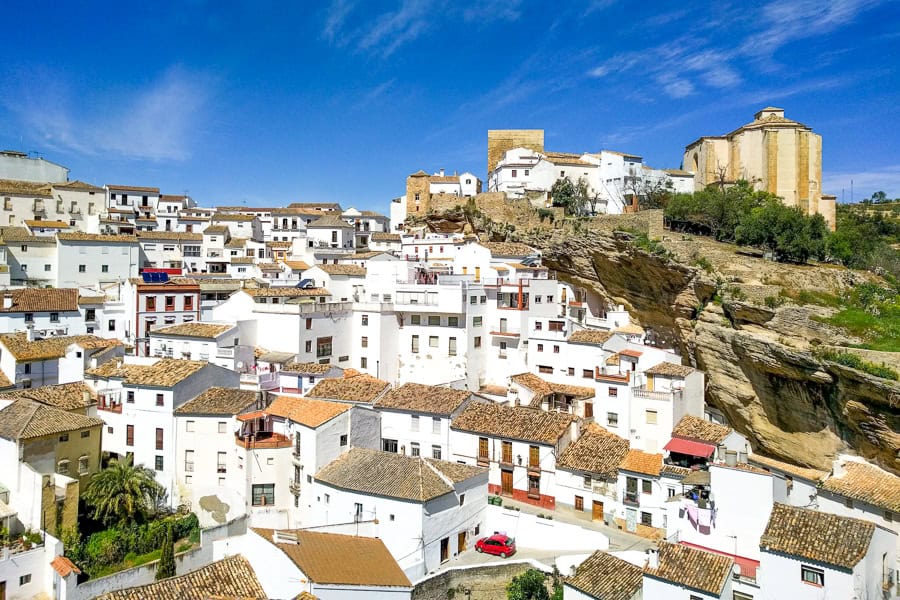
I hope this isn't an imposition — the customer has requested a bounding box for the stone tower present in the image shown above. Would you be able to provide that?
[487,130,544,174]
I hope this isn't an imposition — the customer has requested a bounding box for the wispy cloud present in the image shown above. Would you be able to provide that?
[351,79,397,110]
[322,0,355,44]
[583,0,618,17]
[5,66,215,162]
[462,0,523,23]
[822,164,900,198]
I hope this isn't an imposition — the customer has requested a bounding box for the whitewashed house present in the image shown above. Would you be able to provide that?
[759,503,897,599]
[643,542,734,599]
[311,447,488,579]
[55,233,139,288]
[373,382,473,460]
[273,361,343,395]
[148,321,250,369]
[0,288,85,339]
[450,402,578,509]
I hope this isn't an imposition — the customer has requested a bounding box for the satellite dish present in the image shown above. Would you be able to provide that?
[732,564,742,576]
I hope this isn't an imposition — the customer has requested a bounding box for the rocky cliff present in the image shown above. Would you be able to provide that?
[414,200,899,474]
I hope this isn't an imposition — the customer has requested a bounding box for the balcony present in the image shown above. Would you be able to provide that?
[234,431,292,450]
[477,455,490,467]
[289,479,302,495]
[632,386,683,402]
[623,491,640,507]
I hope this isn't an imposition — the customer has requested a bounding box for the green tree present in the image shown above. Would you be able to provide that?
[734,198,827,263]
[872,190,888,203]
[507,569,550,600]
[83,456,165,527]
[156,522,175,580]
[550,176,590,216]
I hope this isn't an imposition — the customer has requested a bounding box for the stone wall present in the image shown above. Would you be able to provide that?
[413,560,549,600]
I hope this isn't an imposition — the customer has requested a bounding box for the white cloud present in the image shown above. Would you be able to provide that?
[462,0,523,23]
[8,66,215,162]
[322,0,356,44]
[352,79,397,110]
[657,73,695,98]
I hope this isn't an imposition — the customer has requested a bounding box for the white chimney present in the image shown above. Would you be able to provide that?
[2,293,11,310]
[832,459,846,478]
[646,548,659,570]
[439,168,445,177]
[26,324,34,342]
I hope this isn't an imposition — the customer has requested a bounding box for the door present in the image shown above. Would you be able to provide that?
[584,402,593,418]
[458,531,467,553]
[574,495,584,511]
[1,580,6,600]
[592,500,604,521]
[501,469,513,495]
[440,537,450,562]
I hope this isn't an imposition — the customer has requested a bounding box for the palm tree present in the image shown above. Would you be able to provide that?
[83,456,165,527]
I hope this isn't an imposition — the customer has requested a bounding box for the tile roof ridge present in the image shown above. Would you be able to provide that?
[423,457,455,488]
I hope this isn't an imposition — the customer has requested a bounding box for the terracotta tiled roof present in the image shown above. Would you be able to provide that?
[107,184,160,193]
[3,382,96,411]
[137,231,202,241]
[87,358,207,387]
[0,288,79,313]
[543,151,591,166]
[480,241,535,257]
[566,551,643,600]
[25,220,70,228]
[225,237,249,248]
[241,287,331,298]
[204,225,229,235]
[615,322,645,335]
[50,555,81,577]
[283,260,311,271]
[316,448,485,502]
[371,232,401,242]
[619,349,642,358]
[0,333,120,361]
[266,395,350,428]
[510,373,594,402]
[0,398,104,441]
[213,213,257,222]
[451,402,575,445]
[568,329,614,345]
[821,460,900,513]
[96,555,266,600]
[558,423,630,476]
[159,194,188,203]
[281,361,332,374]
[747,454,828,482]
[375,383,470,416]
[230,257,254,265]
[0,372,11,390]
[150,322,234,339]
[305,373,390,403]
[644,542,732,596]
[661,464,692,478]
[672,415,732,444]
[644,361,696,378]
[78,295,106,305]
[619,449,663,477]
[174,388,258,416]
[253,529,410,588]
[307,214,353,228]
[760,503,875,569]
[57,232,137,243]
[266,241,292,248]
[0,226,50,243]
[314,263,366,276]
[257,263,282,271]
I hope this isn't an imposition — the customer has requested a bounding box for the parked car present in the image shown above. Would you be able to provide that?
[475,534,516,557]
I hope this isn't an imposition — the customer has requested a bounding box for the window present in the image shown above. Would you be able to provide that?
[165,296,175,310]
[79,264,86,273]
[184,296,193,311]
[512,169,518,178]
[217,452,227,473]
[801,565,824,586]
[502,441,513,463]
[361,314,369,326]
[24,363,32,375]
[24,312,33,323]
[252,484,275,506]
[156,393,164,406]
[78,455,89,475]
[640,512,652,526]
[185,450,194,472]
[459,493,466,505]
[50,312,59,322]
[553,345,560,353]
[305,340,312,353]
[146,296,156,311]
[845,497,854,509]
[382,438,398,453]
[668,487,676,498]
[361,336,368,348]
[478,437,489,459]
[607,412,618,427]
[44,263,51,272]
[108,319,115,332]
[126,425,134,446]
[155,455,164,471]
[411,415,420,431]
[449,337,457,356]
[885,510,894,522]
[101,264,109,273]
[474,336,482,348]
[470,296,477,305]
[156,428,164,450]
[646,410,658,424]
[535,321,543,331]
[57,460,70,475]
[642,479,652,494]
[473,316,482,326]
[19,574,31,585]
[127,390,135,403]
[81,430,90,438]
[480,295,486,304]
[340,434,348,446]
[529,445,540,468]
[20,244,27,252]
[411,335,420,353]
[306,317,312,330]
[410,442,420,457]
[432,445,441,459]
[218,421,227,433]
[448,316,459,327]
[432,417,441,434]
[549,320,564,332]
[185,420,195,432]
[316,336,333,358]
[426,315,440,326]
[537,344,544,352]
[538,365,553,374]
[360,357,368,368]
[609,386,618,397]
[410,314,421,325]
[429,335,438,348]
[354,502,363,521]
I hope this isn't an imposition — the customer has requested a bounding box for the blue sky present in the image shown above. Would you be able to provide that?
[1,0,898,211]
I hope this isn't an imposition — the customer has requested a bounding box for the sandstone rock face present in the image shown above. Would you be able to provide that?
[515,228,900,474]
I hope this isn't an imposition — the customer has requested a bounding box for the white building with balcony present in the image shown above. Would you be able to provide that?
[148,321,251,369]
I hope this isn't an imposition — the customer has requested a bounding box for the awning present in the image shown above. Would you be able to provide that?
[664,437,716,458]
[237,410,267,422]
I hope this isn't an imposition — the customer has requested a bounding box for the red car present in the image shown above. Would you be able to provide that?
[475,534,516,557]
